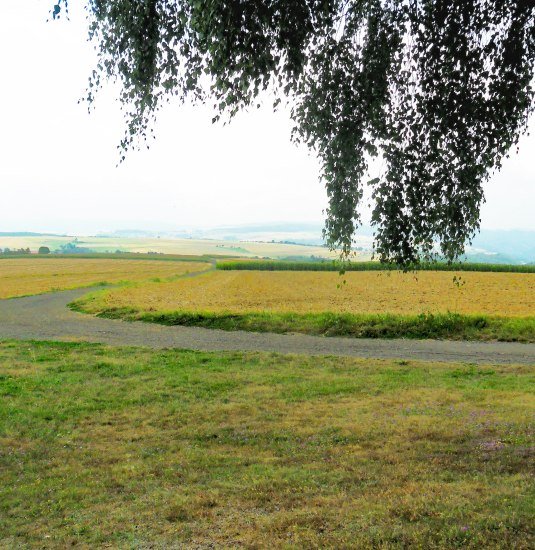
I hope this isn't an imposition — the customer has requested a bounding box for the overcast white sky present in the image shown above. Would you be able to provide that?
[1,1,533,235]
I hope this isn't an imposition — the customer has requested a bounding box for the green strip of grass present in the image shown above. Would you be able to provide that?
[1,340,533,547]
[0,252,216,263]
[217,259,535,273]
[70,296,535,342]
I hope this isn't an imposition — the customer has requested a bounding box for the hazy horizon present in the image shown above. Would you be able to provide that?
[2,221,535,238]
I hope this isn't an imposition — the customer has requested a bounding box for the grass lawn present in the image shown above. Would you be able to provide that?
[1,341,533,548]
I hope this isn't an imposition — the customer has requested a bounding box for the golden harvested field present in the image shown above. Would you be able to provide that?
[86,270,535,317]
[0,259,210,299]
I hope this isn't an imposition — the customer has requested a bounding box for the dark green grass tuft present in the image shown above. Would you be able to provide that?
[69,298,535,342]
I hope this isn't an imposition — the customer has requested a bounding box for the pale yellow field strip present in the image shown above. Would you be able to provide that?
[88,270,535,317]
[0,259,210,299]
[0,236,354,260]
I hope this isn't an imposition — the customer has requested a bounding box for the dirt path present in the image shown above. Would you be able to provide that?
[1,288,534,364]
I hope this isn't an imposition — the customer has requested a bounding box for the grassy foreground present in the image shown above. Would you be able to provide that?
[1,341,534,547]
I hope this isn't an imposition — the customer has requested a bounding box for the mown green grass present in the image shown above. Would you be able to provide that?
[217,260,535,273]
[70,296,535,342]
[1,340,533,547]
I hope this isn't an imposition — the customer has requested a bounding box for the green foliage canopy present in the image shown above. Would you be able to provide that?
[53,0,534,266]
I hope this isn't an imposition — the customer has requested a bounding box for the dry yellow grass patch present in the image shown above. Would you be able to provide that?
[0,258,210,299]
[92,270,535,316]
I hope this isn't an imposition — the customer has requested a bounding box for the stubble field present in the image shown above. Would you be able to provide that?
[0,258,211,299]
[73,269,535,341]
[78,270,535,316]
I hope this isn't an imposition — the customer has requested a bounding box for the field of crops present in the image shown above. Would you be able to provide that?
[0,258,210,299]
[218,259,535,273]
[79,270,535,317]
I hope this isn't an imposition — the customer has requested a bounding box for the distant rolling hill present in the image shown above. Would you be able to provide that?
[99,224,534,264]
[2,225,533,264]
[0,232,67,237]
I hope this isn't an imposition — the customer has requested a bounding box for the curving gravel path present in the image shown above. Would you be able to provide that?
[0,288,534,365]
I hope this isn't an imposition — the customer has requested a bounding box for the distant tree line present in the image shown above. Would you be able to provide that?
[1,248,31,255]
[0,246,51,255]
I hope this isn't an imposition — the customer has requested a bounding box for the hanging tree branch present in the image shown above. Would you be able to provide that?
[52,0,535,267]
